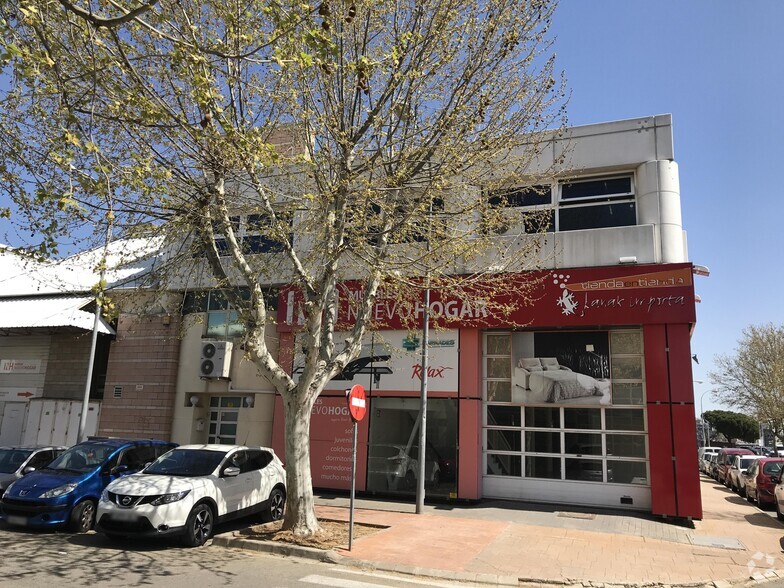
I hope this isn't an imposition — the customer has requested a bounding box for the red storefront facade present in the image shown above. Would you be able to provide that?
[271,262,701,519]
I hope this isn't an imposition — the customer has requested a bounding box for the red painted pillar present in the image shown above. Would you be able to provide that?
[643,323,703,519]
[458,329,482,499]
[667,324,702,519]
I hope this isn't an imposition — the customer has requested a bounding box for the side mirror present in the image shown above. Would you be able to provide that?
[22,466,35,475]
[110,464,130,476]
[223,466,240,478]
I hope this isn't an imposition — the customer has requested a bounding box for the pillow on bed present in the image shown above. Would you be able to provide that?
[518,358,542,369]
[540,357,560,370]
[527,365,543,372]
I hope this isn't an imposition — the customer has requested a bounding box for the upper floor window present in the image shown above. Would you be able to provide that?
[182,288,278,339]
[367,194,446,246]
[483,174,635,234]
[212,212,292,256]
[558,176,635,232]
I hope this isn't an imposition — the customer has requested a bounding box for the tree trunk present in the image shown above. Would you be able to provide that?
[281,392,321,536]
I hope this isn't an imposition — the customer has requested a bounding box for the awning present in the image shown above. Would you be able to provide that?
[0,296,115,334]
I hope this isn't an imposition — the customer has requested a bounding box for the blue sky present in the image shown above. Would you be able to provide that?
[551,1,784,416]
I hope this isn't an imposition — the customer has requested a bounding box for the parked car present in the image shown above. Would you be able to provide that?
[0,438,176,532]
[715,448,754,485]
[708,453,720,479]
[698,447,721,474]
[727,454,759,495]
[745,457,784,507]
[0,446,67,498]
[95,444,286,547]
[367,444,441,491]
[772,471,784,520]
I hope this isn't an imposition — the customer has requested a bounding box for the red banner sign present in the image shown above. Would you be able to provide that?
[278,263,696,331]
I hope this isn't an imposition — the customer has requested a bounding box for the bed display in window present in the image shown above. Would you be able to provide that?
[512,357,611,404]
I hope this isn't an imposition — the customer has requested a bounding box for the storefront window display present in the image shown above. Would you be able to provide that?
[483,329,648,487]
[366,397,457,498]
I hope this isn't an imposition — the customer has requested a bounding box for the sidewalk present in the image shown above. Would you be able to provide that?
[217,475,784,586]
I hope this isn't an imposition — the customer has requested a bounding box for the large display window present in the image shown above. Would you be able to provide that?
[366,397,458,498]
[482,329,648,488]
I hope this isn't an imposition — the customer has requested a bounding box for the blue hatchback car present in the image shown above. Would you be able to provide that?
[0,438,176,532]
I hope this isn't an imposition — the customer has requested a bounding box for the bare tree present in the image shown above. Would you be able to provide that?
[710,324,784,446]
[0,0,565,535]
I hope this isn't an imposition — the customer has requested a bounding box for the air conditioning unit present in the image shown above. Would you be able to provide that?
[199,341,233,379]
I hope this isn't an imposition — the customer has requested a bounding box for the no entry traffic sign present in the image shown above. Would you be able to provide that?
[346,384,367,422]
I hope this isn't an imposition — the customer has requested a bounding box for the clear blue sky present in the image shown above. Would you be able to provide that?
[551,1,784,416]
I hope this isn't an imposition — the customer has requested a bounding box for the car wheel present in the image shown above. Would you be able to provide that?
[260,487,286,523]
[182,503,214,547]
[738,485,746,497]
[68,500,96,533]
[747,491,755,503]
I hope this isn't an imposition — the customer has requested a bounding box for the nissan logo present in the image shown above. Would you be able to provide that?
[120,496,132,507]
[19,490,29,496]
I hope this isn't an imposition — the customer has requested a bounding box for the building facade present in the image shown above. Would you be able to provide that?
[97,114,703,518]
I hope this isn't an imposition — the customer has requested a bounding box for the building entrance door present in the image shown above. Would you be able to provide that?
[208,396,241,444]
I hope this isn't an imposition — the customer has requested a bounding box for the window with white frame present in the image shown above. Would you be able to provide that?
[483,174,636,233]
[482,329,649,486]
[181,288,278,339]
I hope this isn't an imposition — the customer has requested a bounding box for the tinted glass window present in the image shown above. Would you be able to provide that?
[558,203,636,232]
[488,185,552,207]
[524,431,560,453]
[487,406,521,428]
[564,408,601,430]
[763,462,783,475]
[487,454,521,476]
[488,430,522,452]
[526,456,561,479]
[245,450,273,471]
[561,177,632,200]
[27,450,55,470]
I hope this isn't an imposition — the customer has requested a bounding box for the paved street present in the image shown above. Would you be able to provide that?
[0,522,490,588]
[3,475,784,587]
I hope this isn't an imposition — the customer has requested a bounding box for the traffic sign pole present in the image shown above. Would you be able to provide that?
[345,384,366,551]
[349,418,357,550]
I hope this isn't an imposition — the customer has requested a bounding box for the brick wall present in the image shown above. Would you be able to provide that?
[98,313,181,441]
[42,333,98,399]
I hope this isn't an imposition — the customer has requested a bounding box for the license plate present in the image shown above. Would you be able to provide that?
[7,515,28,526]
[112,510,139,522]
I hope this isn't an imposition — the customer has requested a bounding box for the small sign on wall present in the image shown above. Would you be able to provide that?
[0,359,42,374]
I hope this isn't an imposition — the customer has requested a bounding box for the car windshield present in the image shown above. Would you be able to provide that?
[144,449,226,476]
[0,449,33,474]
[763,462,783,475]
[47,443,115,473]
[739,457,757,469]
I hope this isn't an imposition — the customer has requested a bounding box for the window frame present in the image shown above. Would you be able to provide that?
[482,173,637,234]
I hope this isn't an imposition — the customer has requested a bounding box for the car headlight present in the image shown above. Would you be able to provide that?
[41,483,78,498]
[151,490,190,506]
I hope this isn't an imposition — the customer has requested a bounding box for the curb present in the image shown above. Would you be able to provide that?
[212,533,518,586]
[212,533,783,588]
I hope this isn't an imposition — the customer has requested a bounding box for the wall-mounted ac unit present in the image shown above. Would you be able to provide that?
[199,341,233,379]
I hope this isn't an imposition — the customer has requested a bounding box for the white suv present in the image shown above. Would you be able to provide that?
[95,445,286,547]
